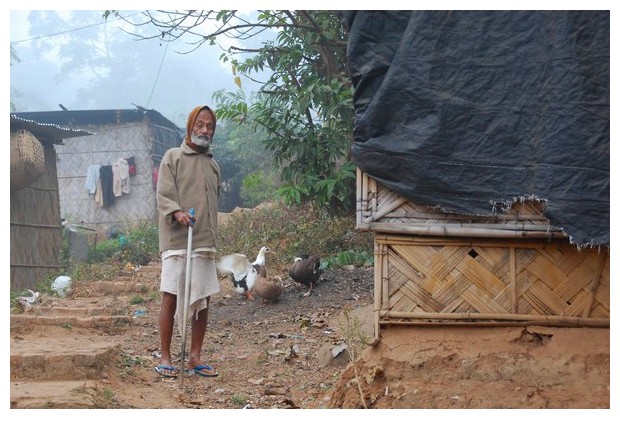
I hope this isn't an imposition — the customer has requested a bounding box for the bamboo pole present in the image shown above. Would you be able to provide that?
[359,222,565,238]
[370,241,384,346]
[379,320,609,328]
[375,234,585,250]
[367,196,409,223]
[380,211,549,222]
[379,310,609,327]
[510,247,518,313]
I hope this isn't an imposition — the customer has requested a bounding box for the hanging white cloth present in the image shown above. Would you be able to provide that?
[112,158,130,197]
[84,164,100,194]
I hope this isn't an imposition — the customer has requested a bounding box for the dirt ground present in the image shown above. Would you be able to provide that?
[9,258,612,420]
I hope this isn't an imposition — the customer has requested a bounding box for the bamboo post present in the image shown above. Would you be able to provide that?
[510,246,518,313]
[370,240,383,346]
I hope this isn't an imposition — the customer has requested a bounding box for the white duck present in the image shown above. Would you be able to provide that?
[217,253,260,300]
[217,246,274,300]
[251,246,275,277]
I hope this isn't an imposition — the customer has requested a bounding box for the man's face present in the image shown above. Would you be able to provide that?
[192,109,215,139]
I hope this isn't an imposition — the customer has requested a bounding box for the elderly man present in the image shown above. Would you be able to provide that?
[154,105,222,378]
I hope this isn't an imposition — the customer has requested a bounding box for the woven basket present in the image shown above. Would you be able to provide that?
[10,129,45,190]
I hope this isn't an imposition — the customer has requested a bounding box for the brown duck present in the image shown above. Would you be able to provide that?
[288,255,323,295]
[253,275,284,305]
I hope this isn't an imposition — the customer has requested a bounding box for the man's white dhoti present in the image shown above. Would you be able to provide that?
[160,250,220,328]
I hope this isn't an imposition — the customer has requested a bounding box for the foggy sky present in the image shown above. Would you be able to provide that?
[10,10,265,128]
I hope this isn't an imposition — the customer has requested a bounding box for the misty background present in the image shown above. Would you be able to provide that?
[10,10,267,128]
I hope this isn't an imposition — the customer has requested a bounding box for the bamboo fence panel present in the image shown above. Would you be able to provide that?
[356,168,567,239]
[356,169,609,342]
[369,234,609,337]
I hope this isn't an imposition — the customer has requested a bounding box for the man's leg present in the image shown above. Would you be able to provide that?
[157,292,177,376]
[188,298,217,375]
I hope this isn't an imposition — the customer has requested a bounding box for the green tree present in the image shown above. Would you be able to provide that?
[214,118,278,211]
[119,10,356,215]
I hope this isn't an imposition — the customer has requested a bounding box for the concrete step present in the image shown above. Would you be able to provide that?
[11,314,132,329]
[10,380,101,409]
[10,336,120,381]
[30,305,109,317]
[72,279,158,296]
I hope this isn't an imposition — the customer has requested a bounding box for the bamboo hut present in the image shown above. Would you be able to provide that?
[13,108,182,240]
[10,115,93,292]
[345,11,610,343]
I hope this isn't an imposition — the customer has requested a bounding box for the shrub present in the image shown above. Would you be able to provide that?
[217,201,373,271]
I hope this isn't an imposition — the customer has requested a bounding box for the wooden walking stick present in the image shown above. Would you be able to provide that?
[180,208,195,389]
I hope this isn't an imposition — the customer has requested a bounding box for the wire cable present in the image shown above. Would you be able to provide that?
[146,41,169,108]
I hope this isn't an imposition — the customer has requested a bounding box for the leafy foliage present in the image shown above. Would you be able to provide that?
[239,171,279,207]
[213,119,278,211]
[61,222,159,283]
[121,10,356,215]
[322,250,374,270]
[217,201,373,273]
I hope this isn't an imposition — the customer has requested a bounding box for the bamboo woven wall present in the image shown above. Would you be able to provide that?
[355,169,610,340]
[55,121,165,238]
[356,168,567,239]
[10,143,63,292]
[373,235,610,331]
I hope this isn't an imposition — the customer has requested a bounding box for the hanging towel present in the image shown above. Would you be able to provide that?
[95,178,103,207]
[112,158,130,196]
[84,164,100,194]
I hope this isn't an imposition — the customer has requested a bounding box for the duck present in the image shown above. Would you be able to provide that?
[288,254,323,295]
[253,275,284,305]
[216,253,260,300]
[252,246,275,278]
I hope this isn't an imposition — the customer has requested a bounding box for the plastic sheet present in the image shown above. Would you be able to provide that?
[343,10,609,246]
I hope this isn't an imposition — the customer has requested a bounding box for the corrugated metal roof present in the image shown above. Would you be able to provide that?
[10,114,94,142]
[12,108,182,134]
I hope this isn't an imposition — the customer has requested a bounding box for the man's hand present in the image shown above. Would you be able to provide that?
[173,210,196,227]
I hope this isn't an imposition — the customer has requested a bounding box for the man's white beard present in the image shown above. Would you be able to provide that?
[191,133,211,148]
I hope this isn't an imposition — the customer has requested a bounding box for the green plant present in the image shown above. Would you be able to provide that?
[217,200,373,271]
[231,394,247,405]
[129,295,146,305]
[240,171,279,208]
[322,249,374,269]
[87,238,121,263]
[102,388,115,400]
[121,222,159,265]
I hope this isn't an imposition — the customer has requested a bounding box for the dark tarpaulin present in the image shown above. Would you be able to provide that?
[343,11,609,247]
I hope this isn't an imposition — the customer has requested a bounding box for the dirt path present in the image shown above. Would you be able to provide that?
[10,260,611,414]
[10,262,375,409]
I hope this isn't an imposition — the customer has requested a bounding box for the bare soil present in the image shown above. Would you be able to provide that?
[9,259,611,415]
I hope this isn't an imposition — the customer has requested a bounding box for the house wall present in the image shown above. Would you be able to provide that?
[55,119,170,239]
[10,143,63,292]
